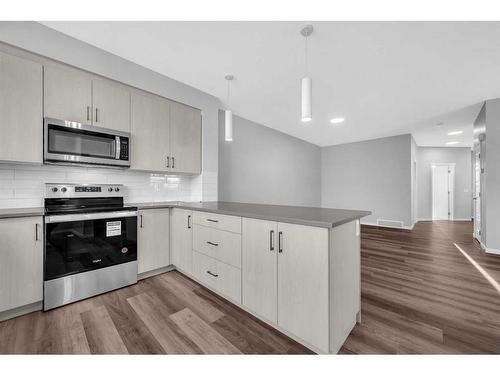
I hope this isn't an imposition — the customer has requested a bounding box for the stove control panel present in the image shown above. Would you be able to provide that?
[45,184,125,198]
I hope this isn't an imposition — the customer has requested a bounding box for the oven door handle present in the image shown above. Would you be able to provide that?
[45,210,138,223]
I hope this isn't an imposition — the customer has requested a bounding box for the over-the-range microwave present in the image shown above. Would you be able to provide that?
[44,117,130,168]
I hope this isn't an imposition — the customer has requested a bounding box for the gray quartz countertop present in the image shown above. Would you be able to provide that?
[131,201,370,228]
[0,207,45,219]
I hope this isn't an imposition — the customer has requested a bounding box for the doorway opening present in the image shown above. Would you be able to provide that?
[432,163,455,220]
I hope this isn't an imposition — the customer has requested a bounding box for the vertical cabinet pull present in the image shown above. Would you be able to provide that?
[270,230,275,251]
[95,107,99,123]
[172,157,175,169]
[166,156,170,168]
[35,223,39,241]
[86,106,90,122]
[278,231,283,253]
[140,214,143,228]
[187,214,192,229]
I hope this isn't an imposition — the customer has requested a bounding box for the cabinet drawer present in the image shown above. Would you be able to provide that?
[193,224,241,268]
[193,211,241,234]
[192,250,241,303]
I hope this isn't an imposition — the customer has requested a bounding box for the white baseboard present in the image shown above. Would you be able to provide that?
[362,221,414,230]
[478,241,500,255]
[417,218,472,222]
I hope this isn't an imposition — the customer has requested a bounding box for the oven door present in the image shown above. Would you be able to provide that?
[44,210,138,281]
[44,117,130,167]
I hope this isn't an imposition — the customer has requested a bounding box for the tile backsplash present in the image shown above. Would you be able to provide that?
[0,163,216,208]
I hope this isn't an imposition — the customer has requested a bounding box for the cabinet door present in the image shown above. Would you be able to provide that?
[277,222,329,352]
[130,91,170,171]
[171,209,193,275]
[169,101,202,174]
[92,77,131,132]
[0,216,43,312]
[137,209,170,274]
[0,52,42,163]
[44,64,92,124]
[242,218,278,323]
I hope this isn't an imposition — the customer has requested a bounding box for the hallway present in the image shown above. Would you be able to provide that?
[342,221,500,354]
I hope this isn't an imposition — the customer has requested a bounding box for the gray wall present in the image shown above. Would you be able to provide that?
[321,134,412,228]
[218,112,321,207]
[484,99,500,251]
[0,21,220,200]
[416,147,472,221]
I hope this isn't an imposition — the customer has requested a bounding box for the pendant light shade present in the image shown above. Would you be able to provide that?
[301,76,312,122]
[300,25,313,123]
[225,109,233,142]
[224,74,234,142]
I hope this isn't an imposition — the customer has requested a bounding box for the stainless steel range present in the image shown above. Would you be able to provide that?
[43,183,138,310]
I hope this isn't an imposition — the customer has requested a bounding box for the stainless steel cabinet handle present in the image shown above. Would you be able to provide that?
[35,223,39,241]
[278,231,283,253]
[270,230,275,251]
[207,241,219,247]
[140,214,143,228]
[172,157,175,168]
[187,214,192,229]
[207,270,219,278]
[86,106,90,122]
[95,108,99,123]
[206,218,218,223]
[166,156,170,168]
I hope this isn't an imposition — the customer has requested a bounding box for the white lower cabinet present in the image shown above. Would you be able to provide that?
[170,209,193,275]
[137,209,170,274]
[242,218,329,353]
[277,222,329,353]
[242,218,278,323]
[192,250,241,303]
[0,216,43,314]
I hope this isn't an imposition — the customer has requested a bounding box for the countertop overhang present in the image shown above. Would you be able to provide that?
[0,201,370,228]
[133,201,371,228]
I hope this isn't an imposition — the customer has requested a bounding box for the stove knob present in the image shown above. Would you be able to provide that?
[51,187,58,193]
[115,187,120,192]
[108,187,113,192]
[61,187,67,193]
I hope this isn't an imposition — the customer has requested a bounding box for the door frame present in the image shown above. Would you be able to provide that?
[431,163,455,220]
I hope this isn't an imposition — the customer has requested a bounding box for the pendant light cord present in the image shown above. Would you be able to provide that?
[304,35,308,76]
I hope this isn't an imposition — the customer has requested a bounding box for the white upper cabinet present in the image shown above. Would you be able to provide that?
[0,51,43,163]
[169,101,202,174]
[44,63,93,125]
[92,77,131,133]
[130,91,170,172]
[277,222,329,352]
[45,63,131,132]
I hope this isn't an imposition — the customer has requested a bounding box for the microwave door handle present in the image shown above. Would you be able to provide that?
[115,136,121,159]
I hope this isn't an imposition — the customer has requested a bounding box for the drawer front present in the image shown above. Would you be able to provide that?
[193,211,241,234]
[193,224,241,268]
[192,250,241,303]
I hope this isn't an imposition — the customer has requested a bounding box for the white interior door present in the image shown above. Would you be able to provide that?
[432,164,454,220]
[473,144,481,239]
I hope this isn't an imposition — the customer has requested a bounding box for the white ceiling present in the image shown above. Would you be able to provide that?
[41,21,500,148]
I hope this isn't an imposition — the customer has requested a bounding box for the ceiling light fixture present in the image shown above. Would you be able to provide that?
[224,74,234,142]
[330,117,345,124]
[446,141,459,145]
[448,131,463,136]
[300,25,313,123]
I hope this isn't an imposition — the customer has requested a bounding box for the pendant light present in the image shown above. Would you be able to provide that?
[300,25,313,123]
[224,74,234,142]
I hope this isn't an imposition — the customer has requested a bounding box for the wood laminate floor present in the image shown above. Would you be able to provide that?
[1,220,499,354]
